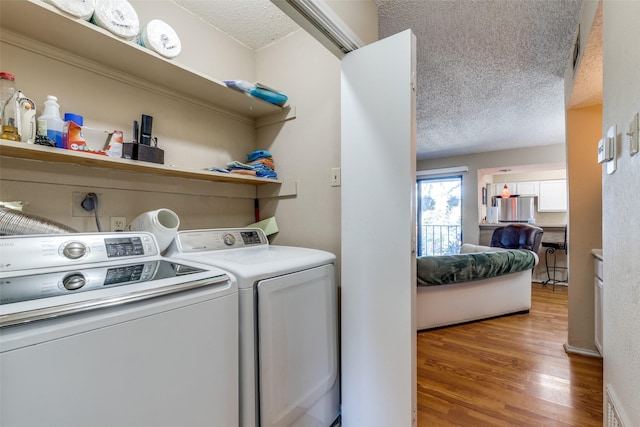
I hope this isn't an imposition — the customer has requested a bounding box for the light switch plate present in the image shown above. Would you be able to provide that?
[628,112,639,156]
[331,167,341,187]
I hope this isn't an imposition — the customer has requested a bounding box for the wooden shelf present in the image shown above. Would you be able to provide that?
[0,0,283,120]
[0,140,281,186]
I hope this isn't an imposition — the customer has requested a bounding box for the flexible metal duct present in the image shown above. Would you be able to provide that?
[0,207,77,235]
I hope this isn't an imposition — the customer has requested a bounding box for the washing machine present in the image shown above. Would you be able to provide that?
[0,232,239,427]
[166,228,340,427]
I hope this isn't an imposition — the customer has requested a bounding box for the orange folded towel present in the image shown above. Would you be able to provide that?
[230,169,257,176]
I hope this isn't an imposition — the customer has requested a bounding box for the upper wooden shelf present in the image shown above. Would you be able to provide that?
[0,0,283,120]
[0,140,282,186]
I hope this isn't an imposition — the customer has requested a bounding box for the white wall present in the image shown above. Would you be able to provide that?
[327,0,379,45]
[602,1,640,425]
[565,105,602,354]
[0,1,271,233]
[417,144,567,244]
[254,30,342,259]
[564,0,600,102]
[131,0,256,79]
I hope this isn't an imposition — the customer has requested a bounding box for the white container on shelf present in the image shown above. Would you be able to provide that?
[37,95,64,148]
[91,0,139,40]
[45,0,95,20]
[136,19,182,59]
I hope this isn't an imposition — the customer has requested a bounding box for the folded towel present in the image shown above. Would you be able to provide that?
[230,169,257,176]
[204,166,230,173]
[255,170,278,179]
[247,150,273,162]
[227,160,254,170]
[248,158,275,170]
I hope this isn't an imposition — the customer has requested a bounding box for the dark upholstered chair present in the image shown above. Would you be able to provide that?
[490,223,544,253]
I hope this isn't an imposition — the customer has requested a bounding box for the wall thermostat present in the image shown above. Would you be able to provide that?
[597,137,613,164]
[606,125,617,175]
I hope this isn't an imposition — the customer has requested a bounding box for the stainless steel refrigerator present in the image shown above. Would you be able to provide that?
[497,196,535,222]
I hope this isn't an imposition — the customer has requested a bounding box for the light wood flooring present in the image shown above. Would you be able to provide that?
[417,283,603,426]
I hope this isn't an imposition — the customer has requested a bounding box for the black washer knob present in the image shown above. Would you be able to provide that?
[63,273,86,290]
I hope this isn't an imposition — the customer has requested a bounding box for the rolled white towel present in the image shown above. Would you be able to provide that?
[91,0,139,40]
[45,0,96,20]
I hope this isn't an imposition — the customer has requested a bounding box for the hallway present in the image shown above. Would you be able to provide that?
[417,283,603,426]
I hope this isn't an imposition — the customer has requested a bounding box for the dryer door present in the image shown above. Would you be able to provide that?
[257,263,339,427]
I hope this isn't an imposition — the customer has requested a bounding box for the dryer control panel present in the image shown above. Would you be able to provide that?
[170,228,268,253]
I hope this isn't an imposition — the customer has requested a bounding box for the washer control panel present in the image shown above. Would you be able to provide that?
[0,233,159,273]
[171,228,268,253]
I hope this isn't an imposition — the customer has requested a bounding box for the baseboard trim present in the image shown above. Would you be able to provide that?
[563,342,602,358]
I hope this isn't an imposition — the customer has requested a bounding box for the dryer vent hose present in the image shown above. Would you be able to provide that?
[0,207,78,236]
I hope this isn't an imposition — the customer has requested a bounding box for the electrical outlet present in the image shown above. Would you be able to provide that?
[331,167,341,187]
[72,192,103,217]
[110,216,127,232]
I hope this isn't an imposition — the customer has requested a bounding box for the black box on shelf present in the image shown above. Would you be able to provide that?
[122,143,164,164]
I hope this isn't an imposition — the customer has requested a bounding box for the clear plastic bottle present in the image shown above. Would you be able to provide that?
[38,95,64,148]
[0,71,20,141]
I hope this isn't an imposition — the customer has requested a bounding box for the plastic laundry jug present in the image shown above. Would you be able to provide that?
[38,95,64,148]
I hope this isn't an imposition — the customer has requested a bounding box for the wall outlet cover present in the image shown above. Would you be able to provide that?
[110,216,127,232]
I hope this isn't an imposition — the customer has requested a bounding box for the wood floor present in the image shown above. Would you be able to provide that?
[417,283,603,426]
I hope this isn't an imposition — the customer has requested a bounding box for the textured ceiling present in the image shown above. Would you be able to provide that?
[377,0,583,159]
[173,0,584,160]
[173,0,300,50]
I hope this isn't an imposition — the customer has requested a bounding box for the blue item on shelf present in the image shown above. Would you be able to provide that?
[247,150,272,162]
[223,81,287,106]
[249,86,288,106]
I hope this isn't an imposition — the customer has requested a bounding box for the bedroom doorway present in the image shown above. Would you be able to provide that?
[417,175,462,256]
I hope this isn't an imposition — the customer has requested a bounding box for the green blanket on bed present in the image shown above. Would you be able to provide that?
[417,249,536,286]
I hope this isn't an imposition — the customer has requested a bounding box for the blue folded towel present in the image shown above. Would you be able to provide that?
[227,161,254,170]
[247,150,272,162]
[256,169,278,179]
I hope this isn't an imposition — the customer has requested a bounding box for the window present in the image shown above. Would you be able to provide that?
[417,175,462,256]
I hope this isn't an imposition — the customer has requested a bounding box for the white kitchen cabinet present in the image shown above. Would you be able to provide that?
[495,181,539,196]
[494,182,516,196]
[538,179,567,212]
[516,181,539,196]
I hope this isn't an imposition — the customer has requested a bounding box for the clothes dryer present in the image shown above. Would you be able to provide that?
[166,228,340,427]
